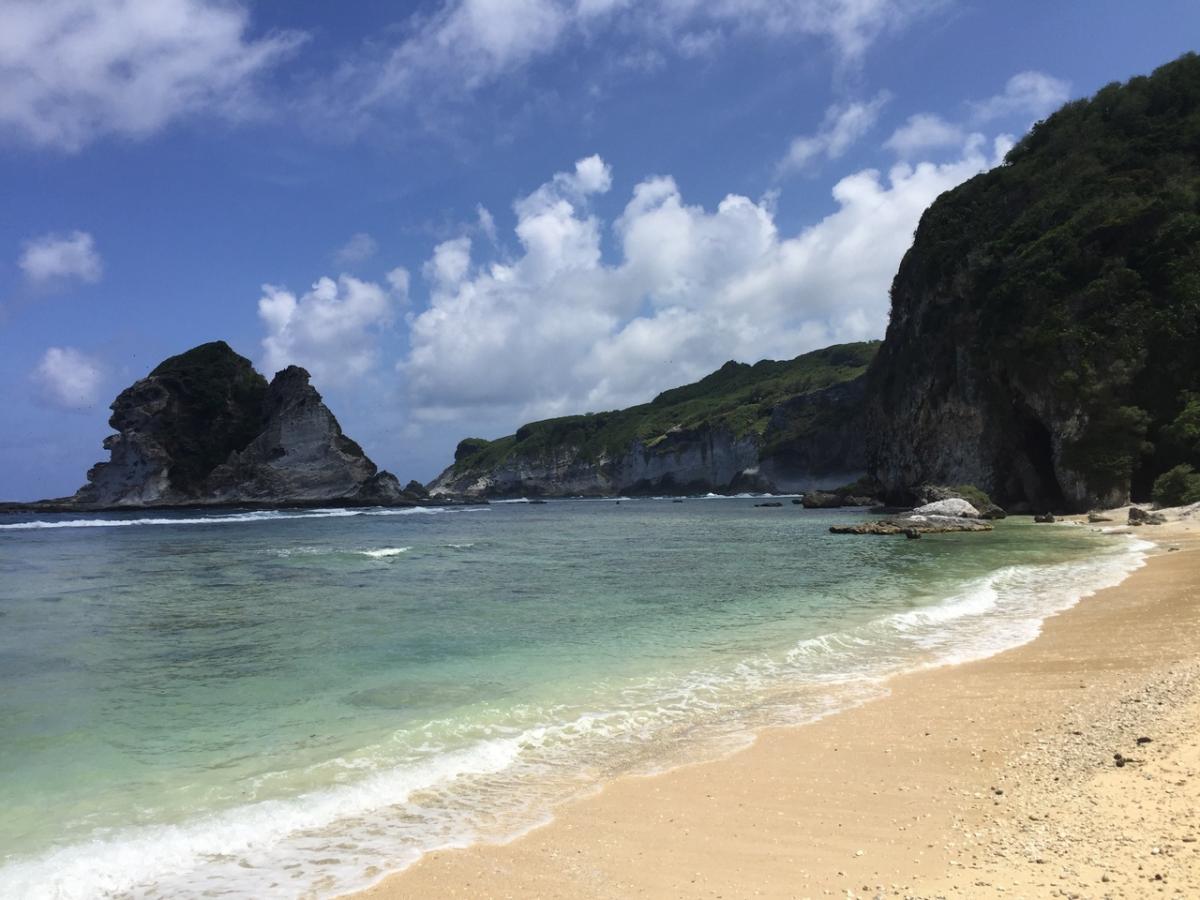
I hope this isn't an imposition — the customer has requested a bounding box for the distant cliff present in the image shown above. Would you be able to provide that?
[68,342,412,509]
[867,53,1200,512]
[429,342,877,497]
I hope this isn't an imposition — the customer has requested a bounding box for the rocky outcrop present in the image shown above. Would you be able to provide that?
[431,425,762,498]
[830,516,994,535]
[867,54,1200,513]
[430,344,878,499]
[911,498,981,518]
[757,376,869,492]
[69,342,410,509]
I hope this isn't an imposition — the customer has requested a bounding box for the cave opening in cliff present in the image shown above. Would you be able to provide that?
[1012,411,1067,511]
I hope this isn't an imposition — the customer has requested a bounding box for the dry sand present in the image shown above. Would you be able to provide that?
[351,507,1200,900]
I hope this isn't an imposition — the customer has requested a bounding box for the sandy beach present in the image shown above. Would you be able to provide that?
[352,508,1200,899]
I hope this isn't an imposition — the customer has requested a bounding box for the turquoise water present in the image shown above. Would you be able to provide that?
[0,498,1149,898]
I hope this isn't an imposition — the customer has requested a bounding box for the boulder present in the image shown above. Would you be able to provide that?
[1034,512,1056,523]
[1128,507,1167,526]
[1087,511,1114,523]
[911,498,981,518]
[801,491,843,509]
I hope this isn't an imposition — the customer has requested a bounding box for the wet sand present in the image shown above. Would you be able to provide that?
[352,510,1200,899]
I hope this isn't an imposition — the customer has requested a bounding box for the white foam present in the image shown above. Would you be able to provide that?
[0,505,492,532]
[359,547,412,558]
[0,738,523,900]
[0,531,1152,900]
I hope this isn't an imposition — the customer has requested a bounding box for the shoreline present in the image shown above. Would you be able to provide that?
[349,510,1200,899]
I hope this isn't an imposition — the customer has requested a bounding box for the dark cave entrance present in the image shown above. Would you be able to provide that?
[1004,410,1067,511]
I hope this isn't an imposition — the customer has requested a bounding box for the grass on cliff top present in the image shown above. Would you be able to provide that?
[452,341,878,472]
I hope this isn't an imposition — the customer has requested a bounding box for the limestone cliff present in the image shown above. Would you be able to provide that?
[867,53,1200,512]
[429,343,876,498]
[71,342,409,509]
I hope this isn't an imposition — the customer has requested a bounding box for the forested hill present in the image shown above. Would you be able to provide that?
[431,342,878,497]
[869,52,1200,511]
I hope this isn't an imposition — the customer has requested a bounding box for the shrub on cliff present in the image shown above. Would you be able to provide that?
[1151,464,1200,507]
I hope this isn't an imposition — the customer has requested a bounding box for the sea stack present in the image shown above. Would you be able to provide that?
[71,341,410,509]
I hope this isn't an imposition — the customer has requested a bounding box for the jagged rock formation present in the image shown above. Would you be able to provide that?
[429,343,878,498]
[867,53,1200,512]
[70,342,409,509]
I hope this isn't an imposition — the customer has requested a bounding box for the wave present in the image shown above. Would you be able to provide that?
[0,532,1152,899]
[0,505,491,532]
[358,547,412,559]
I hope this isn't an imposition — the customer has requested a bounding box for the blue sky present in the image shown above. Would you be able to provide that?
[1,0,1195,500]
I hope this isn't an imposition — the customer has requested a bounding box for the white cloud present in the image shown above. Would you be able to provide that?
[0,0,304,151]
[335,232,378,265]
[343,1,944,117]
[32,346,103,410]
[884,112,964,157]
[258,275,393,385]
[386,266,411,299]
[970,71,1071,123]
[400,141,1006,422]
[778,92,890,174]
[19,230,103,285]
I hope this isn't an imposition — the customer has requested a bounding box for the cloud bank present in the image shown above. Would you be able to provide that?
[397,141,1008,423]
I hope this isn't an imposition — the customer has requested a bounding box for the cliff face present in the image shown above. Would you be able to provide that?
[432,426,763,497]
[868,53,1200,511]
[72,342,407,508]
[429,344,876,497]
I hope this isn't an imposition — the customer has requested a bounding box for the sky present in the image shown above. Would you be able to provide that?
[1,0,1196,500]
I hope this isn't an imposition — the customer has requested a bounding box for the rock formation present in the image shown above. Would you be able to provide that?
[429,343,878,498]
[867,54,1200,512]
[69,342,410,509]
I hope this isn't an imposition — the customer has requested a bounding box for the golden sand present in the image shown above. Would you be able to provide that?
[352,510,1200,899]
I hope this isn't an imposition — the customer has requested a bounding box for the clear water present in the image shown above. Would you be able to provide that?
[0,498,1149,898]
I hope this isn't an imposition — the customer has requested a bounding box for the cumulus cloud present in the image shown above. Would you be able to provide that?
[970,71,1071,123]
[19,230,103,285]
[335,232,378,265]
[258,275,394,385]
[0,0,304,150]
[778,92,890,174]
[884,112,964,157]
[32,346,103,410]
[400,141,1007,422]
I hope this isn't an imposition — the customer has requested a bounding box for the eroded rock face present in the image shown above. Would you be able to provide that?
[71,343,407,508]
[429,426,762,498]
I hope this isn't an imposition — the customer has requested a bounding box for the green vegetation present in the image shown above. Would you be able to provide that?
[893,52,1200,499]
[1152,464,1200,507]
[450,342,878,473]
[138,341,268,492]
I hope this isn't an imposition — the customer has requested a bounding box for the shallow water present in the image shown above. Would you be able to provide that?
[0,499,1149,898]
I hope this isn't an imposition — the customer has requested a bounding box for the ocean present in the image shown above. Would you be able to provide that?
[0,497,1150,898]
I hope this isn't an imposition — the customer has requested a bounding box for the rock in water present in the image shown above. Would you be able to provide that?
[911,498,981,518]
[72,342,407,509]
[205,365,405,506]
